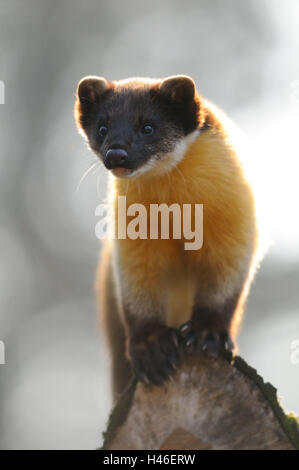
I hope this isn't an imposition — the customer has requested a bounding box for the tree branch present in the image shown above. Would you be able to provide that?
[101,354,299,450]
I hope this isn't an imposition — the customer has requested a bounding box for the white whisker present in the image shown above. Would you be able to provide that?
[76,160,100,191]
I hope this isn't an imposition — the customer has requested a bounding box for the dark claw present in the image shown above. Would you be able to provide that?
[179,321,193,338]
[138,352,164,385]
[184,333,197,354]
[220,331,234,352]
[170,328,179,348]
[178,321,234,358]
[168,345,179,368]
[131,355,148,383]
[201,333,221,357]
[179,321,197,353]
[138,371,150,384]
[130,326,180,386]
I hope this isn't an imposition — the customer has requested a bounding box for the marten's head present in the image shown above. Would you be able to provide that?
[75,75,204,178]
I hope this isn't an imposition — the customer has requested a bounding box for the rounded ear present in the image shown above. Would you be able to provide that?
[158,75,196,105]
[77,75,108,104]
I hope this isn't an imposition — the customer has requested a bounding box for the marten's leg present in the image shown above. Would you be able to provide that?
[179,289,244,357]
[96,244,132,400]
[125,311,180,386]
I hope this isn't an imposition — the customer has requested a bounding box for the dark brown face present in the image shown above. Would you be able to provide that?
[75,75,200,178]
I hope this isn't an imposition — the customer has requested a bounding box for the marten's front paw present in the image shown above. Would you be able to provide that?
[129,327,179,386]
[179,321,234,357]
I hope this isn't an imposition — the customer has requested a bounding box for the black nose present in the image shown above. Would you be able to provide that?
[105,148,128,169]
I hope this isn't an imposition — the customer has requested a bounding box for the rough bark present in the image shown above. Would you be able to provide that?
[101,354,299,450]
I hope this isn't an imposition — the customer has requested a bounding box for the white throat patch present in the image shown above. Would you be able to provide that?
[132,129,200,178]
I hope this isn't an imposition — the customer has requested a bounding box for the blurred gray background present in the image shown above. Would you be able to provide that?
[0,0,298,449]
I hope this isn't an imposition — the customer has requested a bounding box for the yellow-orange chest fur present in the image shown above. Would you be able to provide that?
[111,129,257,327]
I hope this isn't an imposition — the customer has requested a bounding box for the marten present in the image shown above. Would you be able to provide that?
[74,75,260,400]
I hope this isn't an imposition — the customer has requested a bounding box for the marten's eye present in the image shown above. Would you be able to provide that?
[141,124,154,135]
[99,125,108,137]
